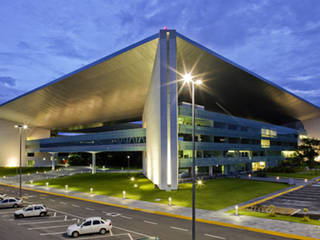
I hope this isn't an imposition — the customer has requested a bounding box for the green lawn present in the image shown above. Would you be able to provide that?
[265,170,320,180]
[0,167,58,177]
[230,210,320,226]
[34,173,287,211]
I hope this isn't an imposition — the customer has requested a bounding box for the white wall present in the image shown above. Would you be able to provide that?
[302,118,320,138]
[0,119,50,167]
[143,30,178,190]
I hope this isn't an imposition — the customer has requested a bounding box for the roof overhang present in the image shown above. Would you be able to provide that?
[0,30,319,129]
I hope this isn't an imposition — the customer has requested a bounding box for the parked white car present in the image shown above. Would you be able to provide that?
[66,217,112,238]
[14,204,47,218]
[0,197,23,208]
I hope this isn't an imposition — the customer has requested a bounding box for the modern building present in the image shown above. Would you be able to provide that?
[0,29,320,190]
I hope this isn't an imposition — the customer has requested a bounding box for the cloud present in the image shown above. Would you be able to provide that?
[286,88,320,98]
[0,76,16,87]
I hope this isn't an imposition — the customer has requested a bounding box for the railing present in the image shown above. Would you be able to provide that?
[179,156,284,168]
[179,141,296,151]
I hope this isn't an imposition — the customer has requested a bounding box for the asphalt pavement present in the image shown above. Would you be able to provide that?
[0,185,293,240]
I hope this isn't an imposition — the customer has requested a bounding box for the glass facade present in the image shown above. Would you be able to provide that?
[178,103,298,173]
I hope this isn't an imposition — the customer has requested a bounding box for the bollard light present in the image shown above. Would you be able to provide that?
[44,171,47,174]
[134,184,138,188]
[276,176,280,180]
[122,190,126,199]
[90,187,93,194]
[36,171,39,174]
[64,215,67,221]
[235,205,238,216]
[168,197,172,207]
[53,212,56,217]
[102,165,105,170]
[3,176,6,179]
[65,185,68,192]
[30,180,33,185]
[248,174,251,178]
[46,182,49,188]
[130,177,135,182]
[27,173,30,176]
[304,179,308,183]
[197,180,203,186]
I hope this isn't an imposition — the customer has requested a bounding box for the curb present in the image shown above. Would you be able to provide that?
[0,182,319,240]
[239,185,304,210]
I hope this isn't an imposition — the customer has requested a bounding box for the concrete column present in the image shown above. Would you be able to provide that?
[91,152,96,174]
[50,152,56,171]
[209,166,213,177]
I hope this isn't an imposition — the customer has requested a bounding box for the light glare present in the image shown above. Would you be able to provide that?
[183,73,192,83]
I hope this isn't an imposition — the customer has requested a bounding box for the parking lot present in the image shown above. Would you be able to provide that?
[0,185,293,240]
[0,188,154,240]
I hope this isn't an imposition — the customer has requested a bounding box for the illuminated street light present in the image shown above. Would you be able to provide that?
[14,124,28,197]
[182,73,202,240]
[197,180,203,186]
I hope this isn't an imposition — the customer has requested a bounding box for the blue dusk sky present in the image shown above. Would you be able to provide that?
[0,0,319,106]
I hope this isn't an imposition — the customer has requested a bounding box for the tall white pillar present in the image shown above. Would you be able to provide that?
[209,166,213,177]
[50,152,56,171]
[91,152,96,174]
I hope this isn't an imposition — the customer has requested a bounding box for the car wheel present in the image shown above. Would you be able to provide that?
[18,214,24,218]
[72,231,79,238]
[13,204,18,208]
[40,212,46,217]
[100,228,107,235]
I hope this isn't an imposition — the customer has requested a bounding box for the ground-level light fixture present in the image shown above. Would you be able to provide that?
[168,197,172,207]
[122,190,126,199]
[130,177,135,182]
[197,180,203,186]
[134,184,138,188]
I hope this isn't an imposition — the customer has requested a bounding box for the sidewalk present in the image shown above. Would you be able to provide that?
[1,178,320,239]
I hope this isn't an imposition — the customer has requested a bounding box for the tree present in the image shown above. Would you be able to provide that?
[295,138,320,168]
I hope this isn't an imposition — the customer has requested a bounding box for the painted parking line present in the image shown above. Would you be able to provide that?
[170,226,189,232]
[0,211,15,214]
[72,204,80,208]
[28,224,70,230]
[49,199,55,202]
[48,207,84,220]
[85,207,94,211]
[75,233,132,240]
[18,218,77,225]
[113,226,153,238]
[204,233,226,239]
[60,201,67,205]
[143,220,158,225]
[40,231,65,236]
[120,215,132,220]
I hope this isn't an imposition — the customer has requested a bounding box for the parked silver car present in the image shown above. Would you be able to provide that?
[0,197,23,208]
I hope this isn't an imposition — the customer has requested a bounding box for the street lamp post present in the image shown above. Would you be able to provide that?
[183,74,202,240]
[14,124,28,197]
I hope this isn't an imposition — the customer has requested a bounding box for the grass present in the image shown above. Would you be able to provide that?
[230,209,320,226]
[34,173,287,211]
[0,167,58,177]
[265,170,320,180]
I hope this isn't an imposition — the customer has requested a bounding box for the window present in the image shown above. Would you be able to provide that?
[9,199,16,202]
[93,220,101,225]
[83,221,91,226]
[2,199,8,203]
[261,128,277,138]
[35,206,41,210]
[25,207,33,211]
[261,139,270,148]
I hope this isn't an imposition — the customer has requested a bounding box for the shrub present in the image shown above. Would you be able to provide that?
[268,205,276,217]
[303,208,310,222]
